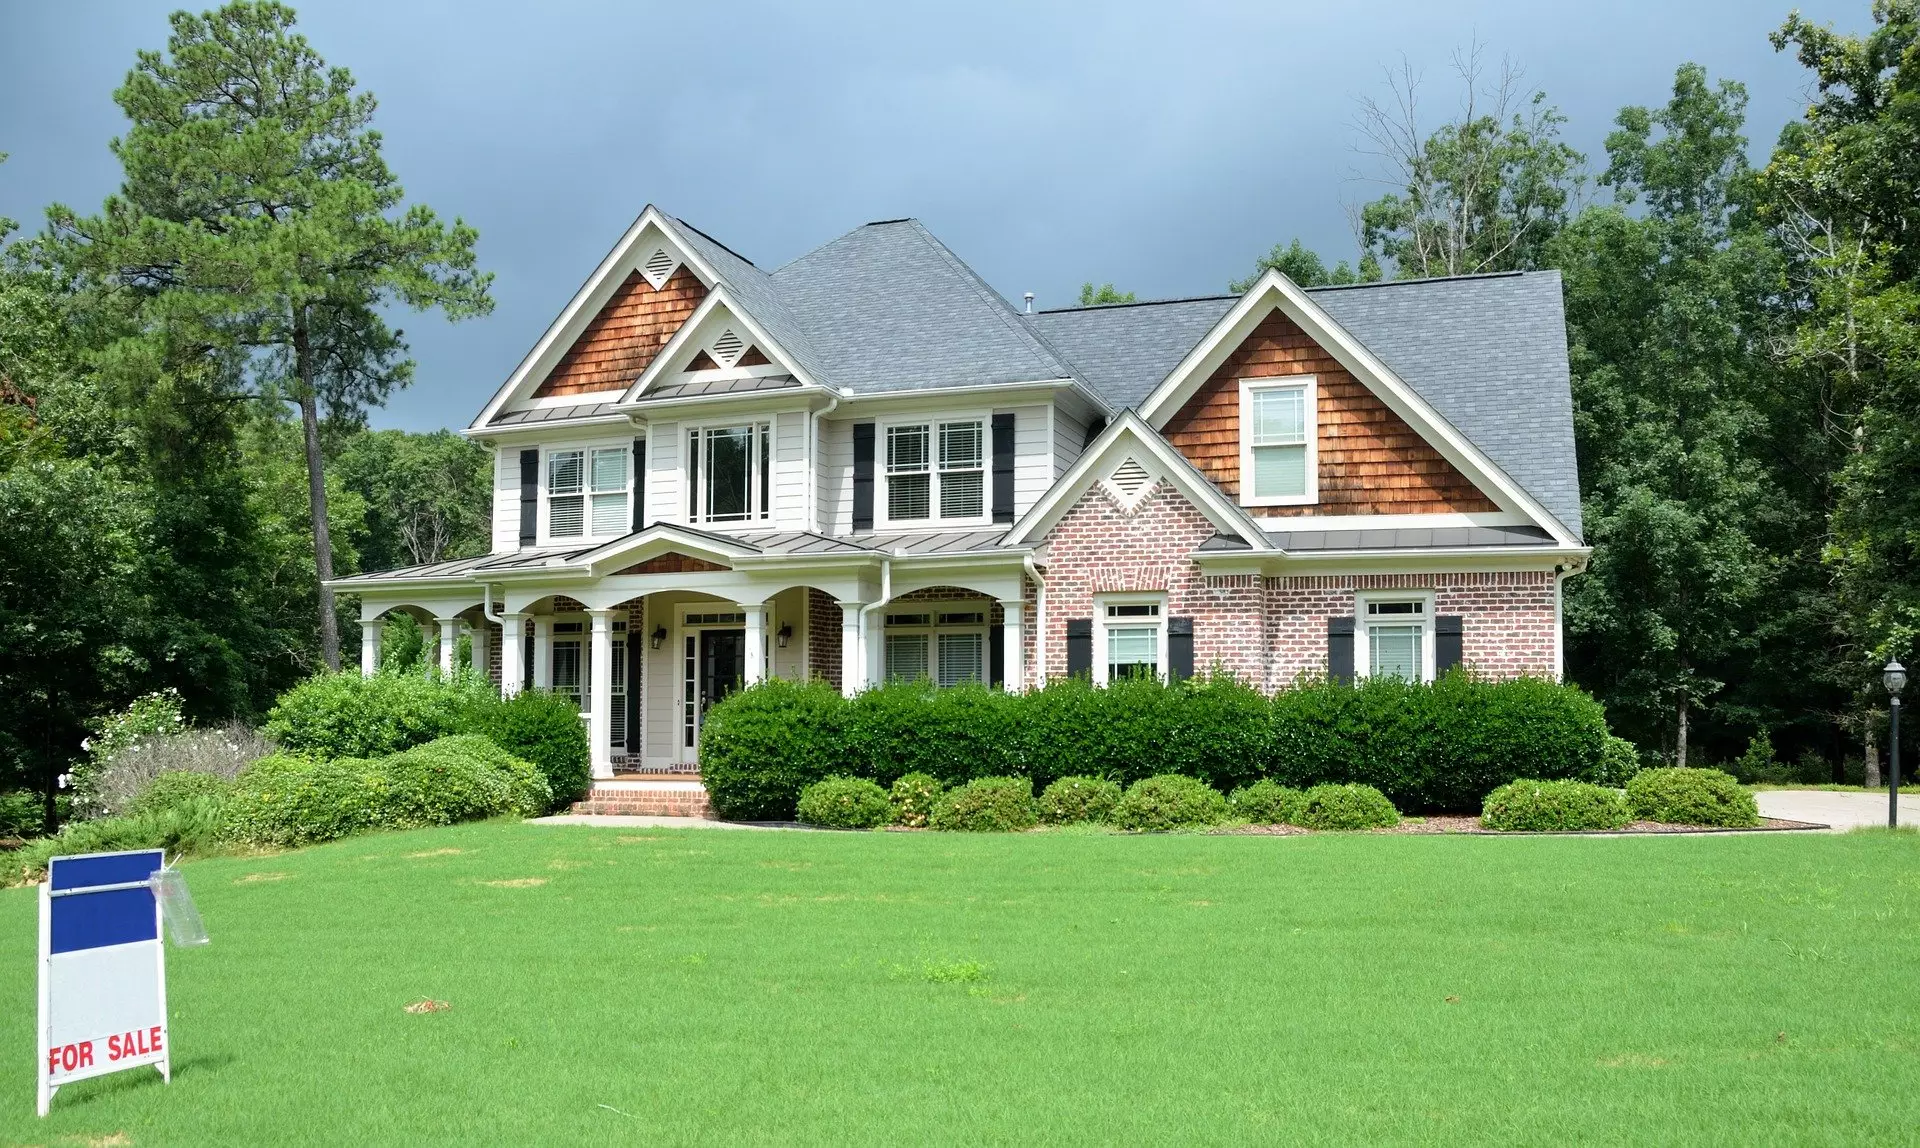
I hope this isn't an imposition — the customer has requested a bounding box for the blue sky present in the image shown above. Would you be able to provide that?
[0,0,1865,432]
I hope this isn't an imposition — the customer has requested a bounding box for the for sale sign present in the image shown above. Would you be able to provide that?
[37,850,171,1117]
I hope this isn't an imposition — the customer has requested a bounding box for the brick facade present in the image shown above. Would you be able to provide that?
[807,588,841,688]
[1033,476,1558,690]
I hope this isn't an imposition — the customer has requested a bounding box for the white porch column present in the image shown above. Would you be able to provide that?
[742,602,767,687]
[838,601,865,697]
[360,617,382,677]
[1000,600,1024,692]
[532,616,554,690]
[469,621,490,687]
[500,613,526,697]
[588,608,615,779]
[437,617,459,678]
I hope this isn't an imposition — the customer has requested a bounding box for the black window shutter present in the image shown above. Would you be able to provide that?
[518,448,539,546]
[990,620,1005,687]
[852,422,876,531]
[1065,619,1093,677]
[1435,615,1464,677]
[1168,617,1195,682]
[632,437,646,532]
[991,412,1016,524]
[1327,616,1355,684]
[625,630,642,751]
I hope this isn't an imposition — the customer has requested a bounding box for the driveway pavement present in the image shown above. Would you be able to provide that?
[1756,789,1918,831]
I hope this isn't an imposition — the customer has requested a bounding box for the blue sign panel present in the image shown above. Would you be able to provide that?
[47,850,162,955]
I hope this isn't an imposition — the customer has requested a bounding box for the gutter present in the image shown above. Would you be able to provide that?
[858,558,892,685]
[809,393,838,534]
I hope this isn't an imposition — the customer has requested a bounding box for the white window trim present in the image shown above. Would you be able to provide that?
[685,420,775,526]
[541,440,634,546]
[876,412,993,531]
[881,602,991,686]
[1354,590,1436,684]
[1092,592,1168,685]
[1238,376,1318,507]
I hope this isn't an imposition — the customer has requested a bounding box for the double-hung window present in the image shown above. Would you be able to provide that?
[1096,596,1165,684]
[548,447,630,540]
[687,422,773,524]
[1358,595,1433,682]
[1239,378,1315,505]
[882,609,988,686]
[885,419,985,524]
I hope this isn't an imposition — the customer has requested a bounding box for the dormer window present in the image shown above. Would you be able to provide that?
[885,418,985,524]
[1238,377,1317,506]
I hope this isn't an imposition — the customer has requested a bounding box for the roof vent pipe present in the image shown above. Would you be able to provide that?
[1023,292,1034,314]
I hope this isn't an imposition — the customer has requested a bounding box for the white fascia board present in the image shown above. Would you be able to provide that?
[836,377,1112,418]
[616,288,824,406]
[1004,410,1271,549]
[575,526,762,575]
[323,576,481,594]
[465,414,638,443]
[621,390,825,419]
[1137,269,1579,548]
[470,206,720,433]
[1234,545,1592,577]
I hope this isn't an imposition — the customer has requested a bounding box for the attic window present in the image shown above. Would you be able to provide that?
[641,247,678,290]
[710,328,747,368]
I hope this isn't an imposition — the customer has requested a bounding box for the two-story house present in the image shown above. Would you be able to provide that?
[330,207,1587,814]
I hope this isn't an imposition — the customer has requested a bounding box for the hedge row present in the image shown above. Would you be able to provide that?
[701,672,1616,820]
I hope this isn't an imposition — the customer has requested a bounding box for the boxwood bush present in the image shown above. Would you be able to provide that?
[700,678,848,820]
[477,689,589,809]
[797,776,894,829]
[1113,775,1228,831]
[1481,778,1630,832]
[224,753,391,848]
[379,735,551,826]
[844,681,1018,785]
[888,772,944,828]
[929,777,1036,832]
[1228,779,1303,825]
[1626,767,1760,827]
[1037,776,1123,825]
[265,671,493,760]
[1291,783,1399,830]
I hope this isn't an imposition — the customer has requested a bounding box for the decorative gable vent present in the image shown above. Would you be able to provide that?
[1101,456,1156,512]
[710,328,747,368]
[640,247,678,290]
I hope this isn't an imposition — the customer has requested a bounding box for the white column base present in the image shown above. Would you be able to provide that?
[838,602,865,697]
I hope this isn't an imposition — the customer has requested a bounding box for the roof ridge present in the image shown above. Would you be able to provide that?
[902,220,1075,381]
[664,214,758,269]
[1305,269,1530,292]
[1036,293,1240,314]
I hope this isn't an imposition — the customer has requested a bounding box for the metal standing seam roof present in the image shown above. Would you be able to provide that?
[487,401,626,427]
[1264,524,1557,551]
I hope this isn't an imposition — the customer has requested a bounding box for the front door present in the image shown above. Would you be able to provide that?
[683,628,746,756]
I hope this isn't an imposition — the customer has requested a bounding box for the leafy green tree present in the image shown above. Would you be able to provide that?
[1076,283,1136,306]
[46,1,492,672]
[1228,238,1373,292]
[1557,65,1783,765]
[336,429,493,571]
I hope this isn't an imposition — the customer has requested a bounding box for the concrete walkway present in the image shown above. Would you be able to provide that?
[1756,790,1918,831]
[531,813,785,830]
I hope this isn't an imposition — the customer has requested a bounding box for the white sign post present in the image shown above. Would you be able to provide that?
[37,849,172,1117]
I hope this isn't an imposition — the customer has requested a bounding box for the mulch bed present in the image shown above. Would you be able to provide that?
[1223,816,1826,836]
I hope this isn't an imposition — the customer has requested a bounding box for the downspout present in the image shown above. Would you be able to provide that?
[482,582,504,627]
[860,558,892,685]
[1023,554,1047,687]
[809,394,839,534]
[1552,561,1579,682]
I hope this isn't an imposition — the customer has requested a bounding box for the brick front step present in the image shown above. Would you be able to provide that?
[570,779,712,818]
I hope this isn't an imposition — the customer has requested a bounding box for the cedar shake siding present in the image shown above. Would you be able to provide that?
[532,266,708,397]
[1161,311,1498,517]
[612,553,730,576]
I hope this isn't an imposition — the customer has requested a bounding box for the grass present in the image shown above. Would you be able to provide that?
[3,823,1920,1145]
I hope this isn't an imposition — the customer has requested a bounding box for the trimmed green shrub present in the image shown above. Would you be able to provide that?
[265,671,492,760]
[129,771,232,818]
[1270,671,1610,811]
[930,777,1036,832]
[797,776,894,829]
[476,689,590,808]
[843,680,1018,785]
[1587,735,1643,787]
[1037,776,1123,825]
[700,678,848,820]
[1291,783,1399,831]
[889,772,944,828]
[1228,779,1303,825]
[379,735,549,826]
[1481,779,1630,831]
[1005,674,1269,792]
[223,753,391,848]
[1114,774,1228,831]
[1627,767,1760,827]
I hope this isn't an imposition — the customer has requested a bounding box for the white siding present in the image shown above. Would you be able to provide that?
[645,420,681,528]
[773,410,809,531]
[1053,403,1091,479]
[817,416,855,535]
[1006,403,1052,517]
[491,446,520,553]
[770,586,806,680]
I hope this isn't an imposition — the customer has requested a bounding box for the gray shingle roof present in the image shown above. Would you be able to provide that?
[659,215,834,386]
[768,220,1075,393]
[1029,297,1236,410]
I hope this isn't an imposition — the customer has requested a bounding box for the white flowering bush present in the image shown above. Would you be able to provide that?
[75,709,273,820]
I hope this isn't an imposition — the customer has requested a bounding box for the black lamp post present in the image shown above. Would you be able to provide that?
[1885,659,1906,828]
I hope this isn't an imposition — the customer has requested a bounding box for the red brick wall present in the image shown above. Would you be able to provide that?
[1033,478,1558,690]
[807,588,842,688]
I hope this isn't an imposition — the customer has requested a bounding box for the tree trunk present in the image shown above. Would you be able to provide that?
[1865,717,1881,788]
[1676,699,1690,768]
[41,725,57,837]
[294,309,342,671]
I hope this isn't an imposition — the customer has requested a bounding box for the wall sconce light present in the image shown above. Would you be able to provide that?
[650,625,668,650]
[776,623,793,648]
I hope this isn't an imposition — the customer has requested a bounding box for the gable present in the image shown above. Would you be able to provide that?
[1161,310,1497,517]
[612,552,731,576]
[532,266,707,398]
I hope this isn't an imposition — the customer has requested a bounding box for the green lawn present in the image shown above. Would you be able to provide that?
[4,823,1919,1145]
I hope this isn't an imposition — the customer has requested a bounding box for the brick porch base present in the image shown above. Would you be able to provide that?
[570,778,713,818]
